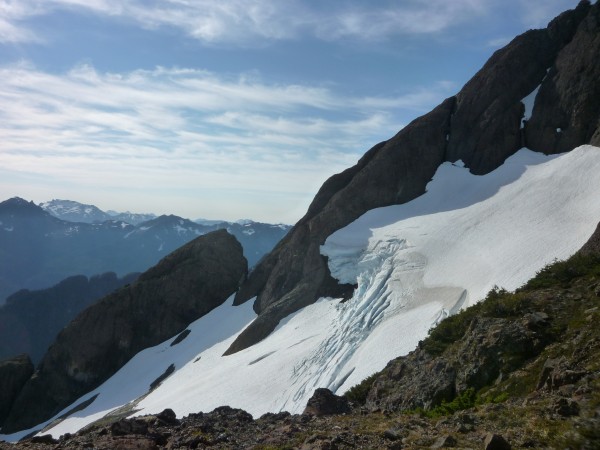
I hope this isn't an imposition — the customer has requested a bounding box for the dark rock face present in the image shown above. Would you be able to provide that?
[448,1,593,172]
[303,388,351,416]
[2,229,247,433]
[445,28,552,174]
[228,1,598,354]
[525,2,600,153]
[0,355,33,426]
[484,433,512,450]
[0,272,139,364]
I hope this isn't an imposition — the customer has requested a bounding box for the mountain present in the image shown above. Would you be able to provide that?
[3,247,599,449]
[0,199,290,301]
[0,272,139,364]
[228,0,600,354]
[4,144,597,438]
[40,199,156,225]
[106,211,157,226]
[1,229,247,433]
[39,200,113,224]
[1,0,599,441]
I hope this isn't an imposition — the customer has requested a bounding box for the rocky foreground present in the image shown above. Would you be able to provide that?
[2,232,599,449]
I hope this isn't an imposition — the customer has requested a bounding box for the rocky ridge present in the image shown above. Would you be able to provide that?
[1,229,247,433]
[0,272,140,364]
[228,0,600,355]
[2,225,599,449]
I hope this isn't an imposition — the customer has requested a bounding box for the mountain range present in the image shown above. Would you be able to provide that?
[39,200,157,226]
[0,198,290,302]
[0,1,599,447]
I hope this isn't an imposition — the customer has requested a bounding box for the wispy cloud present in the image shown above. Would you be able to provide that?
[0,0,494,45]
[0,62,454,221]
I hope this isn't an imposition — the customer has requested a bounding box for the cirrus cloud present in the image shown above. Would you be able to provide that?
[0,62,455,222]
[0,0,493,45]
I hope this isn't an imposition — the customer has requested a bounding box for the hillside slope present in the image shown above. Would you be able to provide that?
[2,144,598,441]
[2,220,599,449]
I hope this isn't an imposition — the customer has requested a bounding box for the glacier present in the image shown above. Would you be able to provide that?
[3,144,600,441]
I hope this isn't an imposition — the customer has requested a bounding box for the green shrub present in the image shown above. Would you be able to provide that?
[414,388,478,418]
[521,253,600,291]
[344,373,377,405]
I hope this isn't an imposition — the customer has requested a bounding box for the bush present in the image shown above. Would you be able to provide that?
[415,388,478,418]
[344,373,377,405]
[521,253,600,291]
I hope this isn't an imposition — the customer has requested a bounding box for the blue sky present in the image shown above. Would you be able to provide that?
[0,0,578,223]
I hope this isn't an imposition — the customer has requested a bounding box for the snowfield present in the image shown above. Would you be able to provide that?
[3,145,600,441]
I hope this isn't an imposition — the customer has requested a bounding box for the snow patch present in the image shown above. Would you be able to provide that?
[174,225,188,234]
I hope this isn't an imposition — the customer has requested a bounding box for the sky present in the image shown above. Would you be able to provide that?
[0,0,580,223]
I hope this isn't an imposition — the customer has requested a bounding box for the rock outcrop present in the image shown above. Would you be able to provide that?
[525,2,600,153]
[0,272,139,364]
[2,229,247,433]
[228,0,599,354]
[365,314,553,412]
[0,355,33,427]
[303,388,351,417]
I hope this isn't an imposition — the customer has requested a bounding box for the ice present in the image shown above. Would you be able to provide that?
[3,145,600,442]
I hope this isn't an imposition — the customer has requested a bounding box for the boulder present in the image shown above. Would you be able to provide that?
[430,434,457,448]
[484,433,512,450]
[111,418,149,436]
[304,388,351,416]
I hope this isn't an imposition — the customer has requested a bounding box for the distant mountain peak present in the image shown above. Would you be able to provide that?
[0,197,47,215]
[39,199,157,225]
[2,197,36,207]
